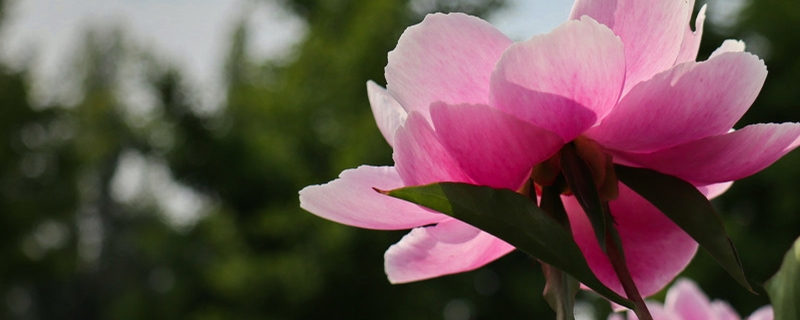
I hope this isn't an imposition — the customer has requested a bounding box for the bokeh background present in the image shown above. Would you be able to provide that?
[0,0,798,319]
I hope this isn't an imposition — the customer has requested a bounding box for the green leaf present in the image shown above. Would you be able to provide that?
[383,182,634,308]
[614,165,753,292]
[560,144,610,252]
[766,236,800,320]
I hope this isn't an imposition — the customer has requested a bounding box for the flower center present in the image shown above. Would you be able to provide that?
[530,136,619,201]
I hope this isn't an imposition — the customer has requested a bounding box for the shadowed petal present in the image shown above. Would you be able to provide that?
[385,12,512,121]
[394,112,473,186]
[431,103,563,190]
[565,184,698,297]
[571,0,694,94]
[491,16,625,141]
[367,81,407,148]
[619,123,800,184]
[299,166,445,230]
[384,219,514,283]
[588,52,767,152]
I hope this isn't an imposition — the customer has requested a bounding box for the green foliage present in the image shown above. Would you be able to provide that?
[386,182,633,308]
[766,237,800,320]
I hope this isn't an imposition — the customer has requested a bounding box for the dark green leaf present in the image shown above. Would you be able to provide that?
[614,165,753,292]
[766,236,800,320]
[383,182,634,308]
[560,144,610,252]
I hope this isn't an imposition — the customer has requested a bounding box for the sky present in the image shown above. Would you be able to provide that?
[0,0,573,106]
[0,0,747,106]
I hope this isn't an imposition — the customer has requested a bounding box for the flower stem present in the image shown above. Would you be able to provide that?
[538,179,578,320]
[542,264,579,320]
[559,143,652,319]
[603,221,653,320]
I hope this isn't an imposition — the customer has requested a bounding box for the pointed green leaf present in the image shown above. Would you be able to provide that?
[614,165,753,292]
[383,182,634,308]
[766,236,800,320]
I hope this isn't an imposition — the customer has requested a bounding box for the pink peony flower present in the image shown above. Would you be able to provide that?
[299,0,800,297]
[608,278,774,320]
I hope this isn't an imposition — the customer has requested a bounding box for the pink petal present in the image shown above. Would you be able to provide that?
[299,166,445,230]
[618,123,800,184]
[710,39,747,59]
[565,184,698,297]
[675,4,707,64]
[393,112,473,186]
[607,302,675,320]
[569,0,616,25]
[607,313,626,320]
[367,81,407,148]
[747,306,774,320]
[490,16,625,141]
[385,13,512,122]
[384,218,514,283]
[587,51,767,152]
[665,279,714,319]
[645,302,677,320]
[571,0,694,94]
[430,103,563,190]
[710,301,741,320]
[697,181,734,200]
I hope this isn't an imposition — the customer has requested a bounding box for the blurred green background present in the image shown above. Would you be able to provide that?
[0,0,798,319]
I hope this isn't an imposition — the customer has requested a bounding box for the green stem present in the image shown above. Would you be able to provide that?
[537,180,578,320]
[559,143,653,319]
[542,264,579,320]
[604,224,653,320]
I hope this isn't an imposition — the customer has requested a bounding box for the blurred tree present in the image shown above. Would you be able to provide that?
[2,0,799,319]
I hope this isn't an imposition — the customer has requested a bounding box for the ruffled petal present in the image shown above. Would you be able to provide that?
[618,123,800,184]
[367,81,407,148]
[566,184,698,297]
[384,219,514,283]
[393,112,473,186]
[490,16,625,141]
[431,103,563,190]
[299,166,445,230]
[675,4,707,64]
[710,39,747,59]
[385,12,512,121]
[587,51,767,152]
[571,0,694,94]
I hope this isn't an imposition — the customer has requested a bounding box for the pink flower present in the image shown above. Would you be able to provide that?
[299,0,800,297]
[608,278,774,320]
